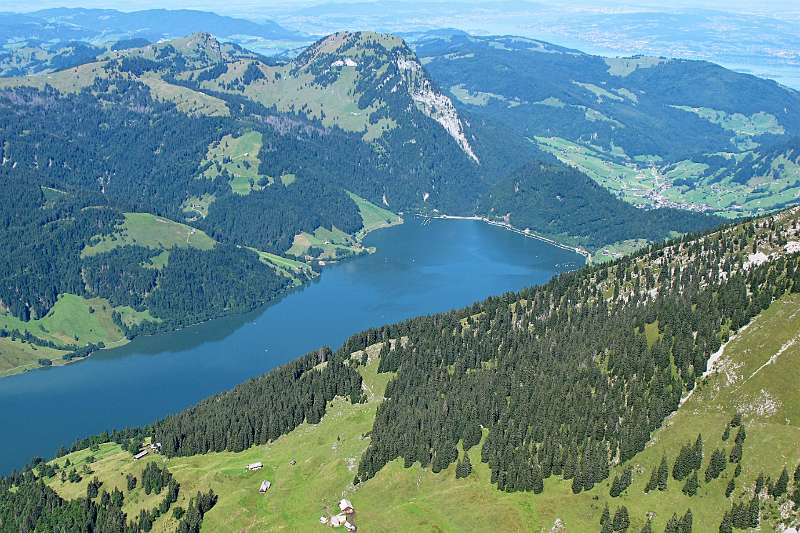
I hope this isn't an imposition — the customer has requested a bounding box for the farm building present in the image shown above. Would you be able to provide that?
[338,499,354,514]
[259,480,271,493]
[133,450,148,460]
[328,513,356,530]
[246,462,263,471]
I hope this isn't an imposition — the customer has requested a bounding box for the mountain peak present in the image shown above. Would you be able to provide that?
[293,30,478,162]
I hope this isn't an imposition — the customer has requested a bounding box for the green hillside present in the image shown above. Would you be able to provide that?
[8,207,800,532]
[82,212,216,260]
[415,34,800,218]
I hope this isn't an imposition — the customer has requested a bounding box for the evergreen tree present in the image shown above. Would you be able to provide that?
[664,514,680,533]
[772,466,789,497]
[455,453,473,479]
[725,478,735,498]
[682,471,699,496]
[612,506,630,532]
[754,473,765,496]
[600,504,611,531]
[747,495,759,528]
[610,467,632,497]
[691,435,703,472]
[705,449,727,482]
[680,509,693,533]
[729,442,742,464]
[86,477,102,499]
[793,463,800,509]
[657,457,669,491]
[719,510,732,533]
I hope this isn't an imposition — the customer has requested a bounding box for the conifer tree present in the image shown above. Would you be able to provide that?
[705,449,727,482]
[657,456,669,491]
[747,495,759,528]
[455,453,473,479]
[682,471,699,496]
[691,434,703,471]
[772,466,789,498]
[612,506,629,532]
[664,514,680,533]
[600,504,611,533]
[754,473,765,496]
[719,510,732,533]
[725,478,735,498]
[680,509,693,533]
[793,463,800,509]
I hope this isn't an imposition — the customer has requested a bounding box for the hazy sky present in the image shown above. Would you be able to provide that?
[5,0,800,17]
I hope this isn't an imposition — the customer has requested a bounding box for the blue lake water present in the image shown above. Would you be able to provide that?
[0,218,582,474]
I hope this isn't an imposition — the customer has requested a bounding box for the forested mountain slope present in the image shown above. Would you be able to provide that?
[0,31,726,376]
[5,207,800,531]
[414,32,800,217]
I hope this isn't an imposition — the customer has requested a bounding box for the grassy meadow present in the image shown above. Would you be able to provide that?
[536,135,800,217]
[201,131,268,195]
[82,212,215,261]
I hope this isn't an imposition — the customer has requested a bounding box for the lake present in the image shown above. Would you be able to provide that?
[0,218,582,474]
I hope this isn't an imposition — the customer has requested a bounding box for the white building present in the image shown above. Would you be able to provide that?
[338,499,354,514]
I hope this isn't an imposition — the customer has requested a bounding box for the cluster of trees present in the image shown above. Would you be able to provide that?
[0,458,200,532]
[644,457,669,493]
[152,347,363,456]
[352,215,800,494]
[0,181,121,320]
[199,177,362,253]
[600,504,630,532]
[141,462,173,495]
[672,435,703,481]
[175,490,217,533]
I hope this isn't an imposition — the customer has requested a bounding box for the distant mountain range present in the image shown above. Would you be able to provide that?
[0,8,311,75]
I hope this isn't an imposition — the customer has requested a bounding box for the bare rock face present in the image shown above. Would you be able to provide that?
[395,55,479,163]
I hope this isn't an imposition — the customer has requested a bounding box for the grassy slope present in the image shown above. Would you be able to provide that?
[82,212,215,261]
[0,338,69,377]
[40,294,800,532]
[0,294,128,376]
[287,193,402,260]
[537,135,800,217]
[200,131,268,195]
[347,191,403,240]
[0,294,125,347]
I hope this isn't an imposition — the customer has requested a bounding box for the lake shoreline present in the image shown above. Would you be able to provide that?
[0,216,406,381]
[0,217,579,475]
[429,214,591,261]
